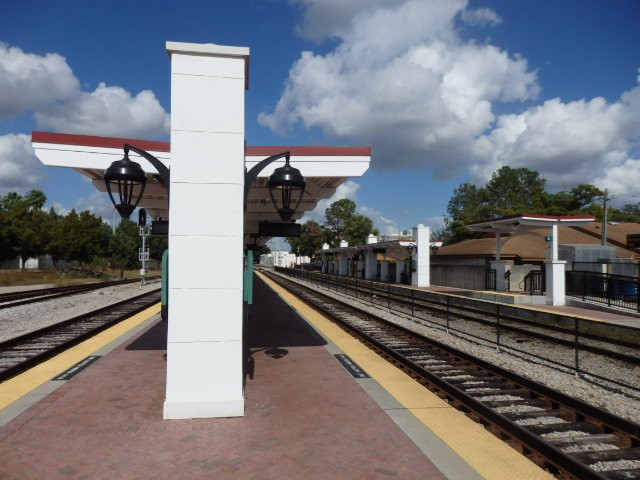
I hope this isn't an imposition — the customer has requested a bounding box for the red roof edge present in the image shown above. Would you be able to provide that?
[467,213,595,226]
[32,131,372,157]
[32,131,171,153]
[245,145,371,156]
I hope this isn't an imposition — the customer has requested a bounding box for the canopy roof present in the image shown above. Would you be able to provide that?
[32,131,371,242]
[467,214,595,234]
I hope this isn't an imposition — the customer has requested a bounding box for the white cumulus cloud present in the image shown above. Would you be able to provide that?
[266,0,640,206]
[260,0,538,176]
[0,42,169,139]
[472,78,640,194]
[300,179,360,224]
[36,82,170,139]
[0,134,46,194]
[0,42,79,119]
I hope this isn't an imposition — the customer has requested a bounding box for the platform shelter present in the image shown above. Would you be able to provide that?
[466,214,595,305]
[32,41,371,419]
[318,224,432,287]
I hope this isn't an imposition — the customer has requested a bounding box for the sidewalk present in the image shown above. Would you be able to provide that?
[0,278,446,480]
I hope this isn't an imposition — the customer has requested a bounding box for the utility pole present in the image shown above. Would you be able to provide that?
[601,189,608,246]
[138,209,149,285]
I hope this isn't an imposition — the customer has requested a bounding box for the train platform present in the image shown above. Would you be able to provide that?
[413,284,640,329]
[0,275,555,480]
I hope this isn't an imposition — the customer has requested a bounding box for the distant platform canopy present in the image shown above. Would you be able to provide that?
[31,131,371,240]
[466,214,596,234]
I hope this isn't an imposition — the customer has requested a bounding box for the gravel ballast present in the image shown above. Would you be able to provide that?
[283,273,640,425]
[0,281,160,343]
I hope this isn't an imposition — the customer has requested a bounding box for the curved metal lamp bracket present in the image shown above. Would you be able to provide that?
[125,144,171,195]
[244,151,290,209]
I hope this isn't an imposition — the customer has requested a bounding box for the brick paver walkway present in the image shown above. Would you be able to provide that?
[0,280,444,480]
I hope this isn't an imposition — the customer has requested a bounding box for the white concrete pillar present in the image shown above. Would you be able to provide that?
[338,253,348,276]
[411,224,430,287]
[364,235,377,280]
[491,260,512,291]
[338,240,348,276]
[321,243,330,273]
[164,42,249,419]
[395,262,403,283]
[546,224,566,305]
[495,232,502,261]
[546,260,567,305]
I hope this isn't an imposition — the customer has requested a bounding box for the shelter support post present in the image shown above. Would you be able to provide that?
[163,42,248,420]
[491,261,512,291]
[411,224,430,287]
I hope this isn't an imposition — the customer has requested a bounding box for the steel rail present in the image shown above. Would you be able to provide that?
[0,289,160,382]
[264,270,640,480]
[286,269,640,365]
[0,277,160,309]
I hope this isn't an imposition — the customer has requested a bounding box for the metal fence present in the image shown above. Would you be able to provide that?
[272,267,640,395]
[566,270,640,312]
[524,270,544,295]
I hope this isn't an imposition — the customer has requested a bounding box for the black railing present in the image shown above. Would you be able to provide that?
[566,270,640,312]
[485,269,496,291]
[270,266,640,394]
[504,270,511,292]
[523,270,544,295]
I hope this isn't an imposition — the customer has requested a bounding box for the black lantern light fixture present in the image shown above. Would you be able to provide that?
[104,144,170,220]
[430,243,439,256]
[106,145,305,223]
[104,150,147,219]
[245,151,306,222]
[406,244,416,255]
[267,155,306,221]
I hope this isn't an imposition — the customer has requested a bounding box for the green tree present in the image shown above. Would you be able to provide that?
[545,184,604,216]
[619,203,640,222]
[24,190,47,209]
[442,168,611,245]
[44,207,65,267]
[444,183,489,244]
[287,220,327,257]
[148,233,168,264]
[0,190,49,267]
[110,219,139,277]
[484,166,547,216]
[59,209,110,264]
[323,198,377,247]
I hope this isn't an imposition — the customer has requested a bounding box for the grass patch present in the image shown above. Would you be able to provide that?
[0,268,161,287]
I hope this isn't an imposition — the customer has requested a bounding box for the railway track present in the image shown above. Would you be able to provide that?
[0,289,161,382]
[0,277,159,309]
[263,270,640,480]
[279,268,640,396]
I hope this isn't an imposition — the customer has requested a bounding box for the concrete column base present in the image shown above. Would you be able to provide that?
[545,260,567,306]
[490,260,512,291]
[164,398,244,419]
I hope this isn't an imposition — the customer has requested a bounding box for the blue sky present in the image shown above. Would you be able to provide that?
[1,0,639,237]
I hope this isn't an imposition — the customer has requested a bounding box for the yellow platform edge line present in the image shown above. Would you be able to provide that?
[258,273,553,480]
[0,303,161,409]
